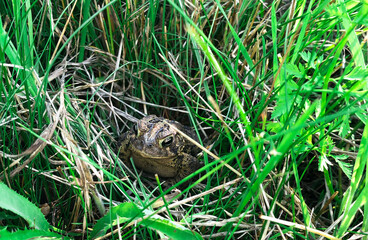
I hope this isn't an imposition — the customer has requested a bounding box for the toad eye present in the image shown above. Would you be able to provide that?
[160,136,173,148]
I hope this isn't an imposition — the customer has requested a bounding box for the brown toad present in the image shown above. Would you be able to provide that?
[118,115,203,184]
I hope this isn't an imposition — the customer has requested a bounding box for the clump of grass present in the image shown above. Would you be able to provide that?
[0,0,367,239]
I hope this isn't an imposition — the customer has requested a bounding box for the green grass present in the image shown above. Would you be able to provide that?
[1,0,368,239]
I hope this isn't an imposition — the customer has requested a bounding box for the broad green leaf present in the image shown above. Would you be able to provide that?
[0,228,66,240]
[333,156,353,179]
[0,182,49,231]
[91,202,202,240]
[338,115,350,137]
[266,122,283,133]
[300,51,316,69]
[343,66,368,81]
[355,111,368,123]
[271,78,300,120]
[285,63,303,78]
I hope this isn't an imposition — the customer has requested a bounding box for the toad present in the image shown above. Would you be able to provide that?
[118,115,203,184]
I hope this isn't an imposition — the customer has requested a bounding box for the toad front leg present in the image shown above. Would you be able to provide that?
[173,153,203,184]
[118,132,134,168]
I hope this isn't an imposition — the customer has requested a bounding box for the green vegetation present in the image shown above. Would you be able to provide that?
[0,0,367,239]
